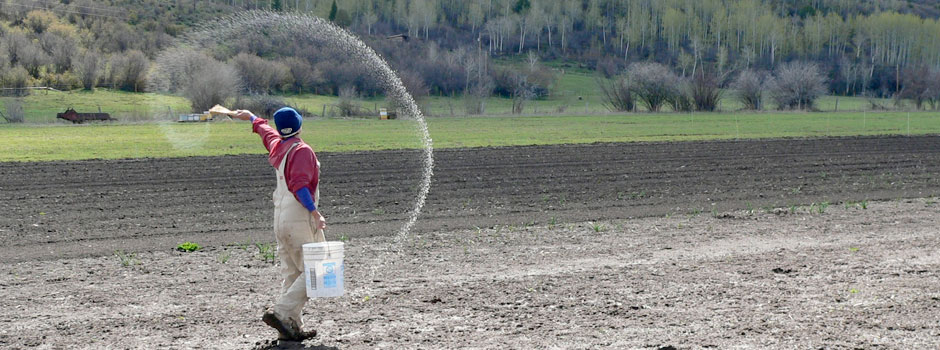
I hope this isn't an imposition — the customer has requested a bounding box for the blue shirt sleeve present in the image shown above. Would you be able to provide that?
[296,187,317,212]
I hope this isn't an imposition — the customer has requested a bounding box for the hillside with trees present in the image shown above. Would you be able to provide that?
[2,0,940,115]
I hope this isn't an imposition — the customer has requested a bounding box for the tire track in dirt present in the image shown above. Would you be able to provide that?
[1,135,938,262]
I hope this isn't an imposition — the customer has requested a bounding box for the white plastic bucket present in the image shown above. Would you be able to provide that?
[302,241,345,298]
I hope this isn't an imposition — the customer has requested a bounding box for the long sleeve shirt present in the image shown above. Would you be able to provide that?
[252,116,320,212]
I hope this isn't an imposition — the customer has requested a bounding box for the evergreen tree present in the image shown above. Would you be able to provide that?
[272,0,282,11]
[329,0,338,22]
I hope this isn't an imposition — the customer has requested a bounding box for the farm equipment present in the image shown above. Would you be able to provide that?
[178,112,214,122]
[379,108,397,120]
[56,108,112,124]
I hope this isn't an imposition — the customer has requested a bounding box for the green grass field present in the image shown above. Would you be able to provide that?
[1,70,900,125]
[0,89,192,123]
[1,111,937,162]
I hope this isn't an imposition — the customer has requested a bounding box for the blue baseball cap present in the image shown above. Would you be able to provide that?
[273,107,302,138]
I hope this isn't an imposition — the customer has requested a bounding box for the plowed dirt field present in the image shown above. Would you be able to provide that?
[1,136,939,349]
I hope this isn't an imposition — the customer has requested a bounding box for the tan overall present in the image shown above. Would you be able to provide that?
[272,142,324,329]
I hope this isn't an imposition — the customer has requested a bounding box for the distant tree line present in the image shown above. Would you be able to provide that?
[2,0,940,112]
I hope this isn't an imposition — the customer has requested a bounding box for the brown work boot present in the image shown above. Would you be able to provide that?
[262,310,301,340]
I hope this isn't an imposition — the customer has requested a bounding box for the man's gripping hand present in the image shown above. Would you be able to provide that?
[232,110,254,121]
[312,210,327,230]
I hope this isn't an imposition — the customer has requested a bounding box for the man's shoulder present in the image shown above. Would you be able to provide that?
[293,139,316,153]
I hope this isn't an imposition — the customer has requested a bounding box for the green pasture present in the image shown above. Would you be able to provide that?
[0,69,898,125]
[1,111,937,162]
[0,89,191,123]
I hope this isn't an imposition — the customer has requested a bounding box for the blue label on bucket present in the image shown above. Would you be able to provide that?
[322,262,337,288]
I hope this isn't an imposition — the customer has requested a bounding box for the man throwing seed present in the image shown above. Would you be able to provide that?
[232,107,325,341]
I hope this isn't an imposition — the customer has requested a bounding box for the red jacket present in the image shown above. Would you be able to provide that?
[252,118,319,204]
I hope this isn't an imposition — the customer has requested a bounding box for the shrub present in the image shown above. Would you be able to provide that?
[596,56,621,78]
[733,70,767,110]
[75,51,101,90]
[770,62,827,110]
[40,71,81,90]
[689,71,723,111]
[597,76,634,112]
[282,57,319,94]
[2,98,25,123]
[626,62,680,112]
[18,43,50,78]
[1,65,31,97]
[23,10,59,34]
[898,65,940,110]
[109,50,150,92]
[464,76,494,115]
[40,32,76,73]
[232,53,290,94]
[668,80,694,112]
[150,48,241,112]
[184,61,240,112]
[337,86,368,117]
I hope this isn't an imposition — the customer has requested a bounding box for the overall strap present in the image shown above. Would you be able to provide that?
[279,141,302,171]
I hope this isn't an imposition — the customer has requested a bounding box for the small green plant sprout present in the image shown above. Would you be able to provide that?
[859,200,868,209]
[817,202,829,214]
[115,250,140,267]
[372,208,386,215]
[850,288,859,294]
[339,233,350,242]
[218,252,231,264]
[256,243,277,263]
[549,216,557,227]
[176,242,201,252]
[591,222,605,232]
[237,240,252,251]
[849,247,860,252]
[789,204,797,214]
[745,202,754,214]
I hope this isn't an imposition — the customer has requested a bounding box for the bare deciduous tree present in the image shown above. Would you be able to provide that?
[668,79,694,112]
[626,62,679,112]
[75,51,101,90]
[733,70,768,110]
[232,53,290,94]
[464,75,494,115]
[150,48,240,112]
[597,76,634,112]
[769,62,827,110]
[109,50,150,92]
[1,65,31,97]
[690,71,723,112]
[2,98,25,123]
[185,61,240,112]
[898,65,940,110]
[40,32,76,73]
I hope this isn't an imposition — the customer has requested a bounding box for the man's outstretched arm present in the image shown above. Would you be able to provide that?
[233,110,280,152]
